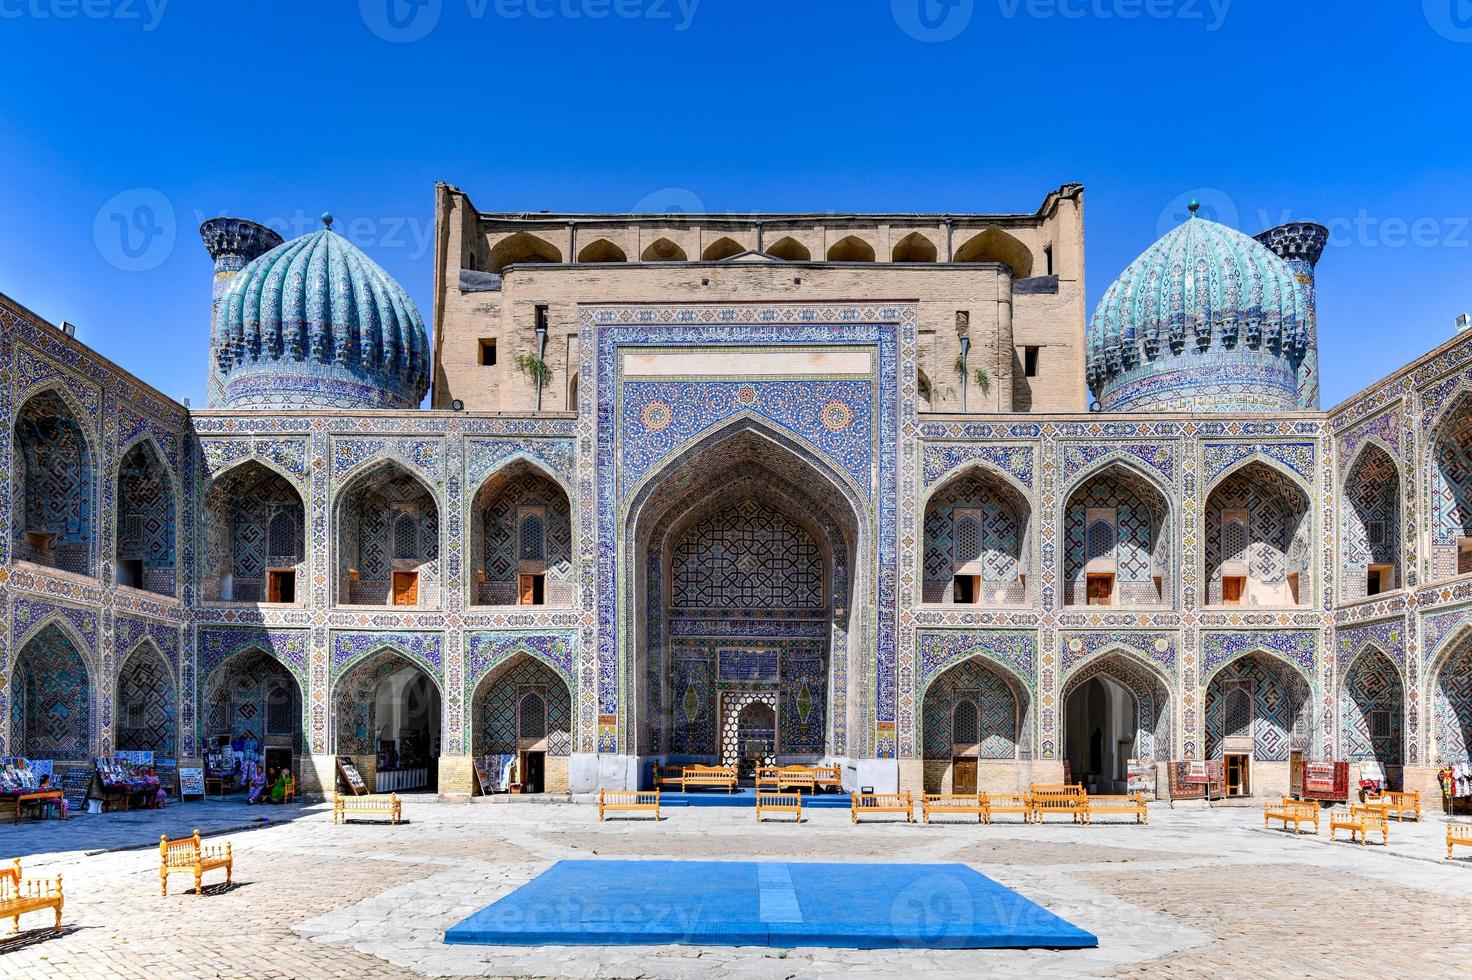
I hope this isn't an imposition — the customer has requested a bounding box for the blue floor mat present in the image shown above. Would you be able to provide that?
[444,860,1098,949]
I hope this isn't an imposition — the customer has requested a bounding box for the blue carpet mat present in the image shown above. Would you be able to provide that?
[444,860,1097,949]
[662,788,852,808]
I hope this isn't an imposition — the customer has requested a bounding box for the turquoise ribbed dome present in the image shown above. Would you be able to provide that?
[1087,212,1310,413]
[211,226,430,410]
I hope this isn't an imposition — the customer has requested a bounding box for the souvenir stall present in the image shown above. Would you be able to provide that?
[1440,763,1472,814]
[474,754,518,795]
[1296,759,1350,803]
[0,757,65,821]
[88,753,166,812]
[1168,760,1225,801]
[204,735,292,800]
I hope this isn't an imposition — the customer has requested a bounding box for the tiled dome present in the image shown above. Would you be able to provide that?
[211,217,429,410]
[1087,205,1310,413]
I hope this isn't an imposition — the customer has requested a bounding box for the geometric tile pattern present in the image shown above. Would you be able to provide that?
[1204,462,1311,603]
[12,389,94,575]
[1204,653,1310,762]
[1432,637,1472,765]
[115,439,176,594]
[922,469,1025,601]
[472,654,572,757]
[1432,397,1472,547]
[1341,443,1399,600]
[115,641,176,757]
[671,497,821,609]
[1339,648,1402,765]
[9,623,90,759]
[1063,468,1166,603]
[921,657,1021,760]
[474,469,572,605]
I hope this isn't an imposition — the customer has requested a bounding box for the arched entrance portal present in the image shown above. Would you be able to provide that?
[1061,653,1170,796]
[920,656,1030,793]
[628,423,864,772]
[334,650,441,793]
[1205,652,1312,797]
[471,653,574,793]
[201,649,303,794]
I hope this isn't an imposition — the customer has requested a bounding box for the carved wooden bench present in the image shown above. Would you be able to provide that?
[1264,797,1319,835]
[982,792,1032,823]
[1365,790,1420,821]
[654,766,685,790]
[755,791,803,822]
[1,858,63,934]
[1030,784,1087,824]
[333,792,402,825]
[599,789,660,821]
[681,765,737,793]
[851,791,913,823]
[159,829,232,897]
[811,764,843,792]
[757,766,817,793]
[921,793,988,824]
[1329,805,1389,847]
[1448,823,1472,860]
[1084,792,1149,825]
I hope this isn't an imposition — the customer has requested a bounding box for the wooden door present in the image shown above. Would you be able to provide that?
[393,571,418,606]
[952,758,977,795]
[1086,574,1113,606]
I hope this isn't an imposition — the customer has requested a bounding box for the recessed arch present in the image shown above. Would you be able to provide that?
[469,650,574,793]
[1204,649,1314,765]
[1205,460,1312,608]
[332,647,441,790]
[1060,649,1172,791]
[468,456,573,607]
[826,235,876,263]
[200,646,305,770]
[1338,644,1404,770]
[891,231,938,263]
[701,236,744,261]
[12,386,95,576]
[954,227,1034,276]
[577,238,627,263]
[766,236,810,261]
[1430,387,1472,579]
[115,436,177,596]
[916,369,934,411]
[625,414,868,762]
[203,458,305,603]
[1061,460,1171,608]
[1430,625,1472,765]
[335,459,440,608]
[920,653,1032,793]
[1341,441,1401,601]
[921,462,1033,606]
[9,621,93,760]
[640,237,687,262]
[487,232,562,275]
[116,638,178,757]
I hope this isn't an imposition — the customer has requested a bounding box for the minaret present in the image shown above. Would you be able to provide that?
[200,218,284,407]
[1254,222,1328,411]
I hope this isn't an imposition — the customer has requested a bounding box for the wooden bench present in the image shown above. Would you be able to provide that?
[851,791,914,823]
[1365,790,1420,821]
[921,793,988,823]
[9,790,65,824]
[755,791,803,822]
[757,766,819,793]
[159,829,232,897]
[811,764,843,792]
[681,765,737,793]
[599,789,660,821]
[1329,805,1389,847]
[1084,792,1148,825]
[1,858,63,934]
[982,792,1032,823]
[654,766,685,790]
[1448,823,1472,860]
[332,792,402,825]
[1030,784,1087,824]
[1264,797,1319,835]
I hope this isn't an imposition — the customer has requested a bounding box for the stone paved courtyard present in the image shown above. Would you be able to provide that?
[3,798,1470,978]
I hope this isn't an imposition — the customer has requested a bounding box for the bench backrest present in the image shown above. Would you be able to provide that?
[759,792,802,807]
[0,858,19,896]
[161,830,202,869]
[685,765,733,775]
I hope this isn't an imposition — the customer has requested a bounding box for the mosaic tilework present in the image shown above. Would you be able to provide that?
[1060,632,1176,679]
[201,650,302,749]
[472,469,574,605]
[1204,653,1311,761]
[920,656,1022,760]
[332,647,440,755]
[1431,397,1472,547]
[12,388,94,574]
[1202,442,1316,485]
[1339,648,1403,764]
[115,439,176,594]
[922,443,1034,491]
[331,631,443,676]
[1061,652,1170,762]
[1062,470,1168,605]
[9,623,91,759]
[917,630,1035,693]
[115,641,176,757]
[672,498,822,609]
[472,654,573,757]
[1201,630,1317,685]
[1340,443,1400,601]
[1431,635,1472,765]
[1204,462,1312,603]
[922,469,1026,603]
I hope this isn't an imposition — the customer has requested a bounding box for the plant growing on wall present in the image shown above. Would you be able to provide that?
[954,355,991,395]
[514,354,552,387]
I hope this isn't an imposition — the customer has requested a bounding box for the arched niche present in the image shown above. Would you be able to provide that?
[333,648,441,792]
[12,388,94,576]
[116,640,177,758]
[1341,443,1400,601]
[1431,391,1472,580]
[954,228,1034,276]
[1062,462,1171,608]
[891,231,938,262]
[470,652,574,793]
[640,237,687,261]
[488,232,562,276]
[1205,461,1312,608]
[826,235,875,263]
[920,656,1031,793]
[202,460,305,603]
[468,458,573,607]
[115,439,177,596]
[577,238,627,263]
[10,622,92,759]
[922,465,1032,606]
[336,461,440,608]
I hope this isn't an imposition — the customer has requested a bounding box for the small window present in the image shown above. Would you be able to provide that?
[393,512,418,561]
[953,574,978,604]
[1366,520,1385,546]
[1222,576,1245,606]
[118,558,144,588]
[519,573,546,606]
[479,338,498,366]
[1287,572,1301,605]
[1043,244,1054,276]
[1086,573,1114,606]
[1023,346,1039,377]
[1366,568,1382,596]
[268,569,296,604]
[518,510,545,562]
[1370,709,1392,740]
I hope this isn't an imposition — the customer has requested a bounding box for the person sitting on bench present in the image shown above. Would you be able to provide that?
[246,763,268,805]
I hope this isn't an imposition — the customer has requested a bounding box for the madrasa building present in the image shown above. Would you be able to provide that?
[3,180,1471,805]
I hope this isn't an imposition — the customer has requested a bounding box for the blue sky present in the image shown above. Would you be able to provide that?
[1,1,1470,408]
